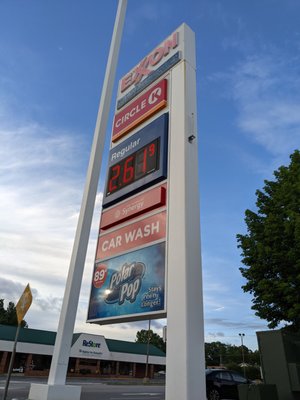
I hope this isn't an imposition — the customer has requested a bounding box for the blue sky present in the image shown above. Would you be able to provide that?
[1,0,300,351]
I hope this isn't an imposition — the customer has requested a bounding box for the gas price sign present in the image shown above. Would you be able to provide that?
[106,138,159,196]
[102,113,168,207]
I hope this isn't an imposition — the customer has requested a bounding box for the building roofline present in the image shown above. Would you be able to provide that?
[0,324,165,357]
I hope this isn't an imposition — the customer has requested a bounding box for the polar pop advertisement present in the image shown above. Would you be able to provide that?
[87,242,166,324]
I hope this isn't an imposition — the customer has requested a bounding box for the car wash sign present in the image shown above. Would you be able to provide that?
[87,26,185,325]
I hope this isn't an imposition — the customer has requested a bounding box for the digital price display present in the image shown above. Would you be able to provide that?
[106,138,159,197]
[103,113,168,208]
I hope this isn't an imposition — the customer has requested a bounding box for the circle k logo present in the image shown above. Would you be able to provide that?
[148,87,162,105]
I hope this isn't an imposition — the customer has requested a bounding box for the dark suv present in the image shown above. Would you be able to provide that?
[206,369,252,400]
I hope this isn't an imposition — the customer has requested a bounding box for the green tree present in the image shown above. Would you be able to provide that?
[205,341,228,365]
[237,150,300,330]
[205,341,259,366]
[205,342,261,380]
[247,349,260,366]
[0,299,28,327]
[135,329,166,352]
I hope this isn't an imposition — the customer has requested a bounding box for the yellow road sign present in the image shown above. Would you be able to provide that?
[16,284,32,324]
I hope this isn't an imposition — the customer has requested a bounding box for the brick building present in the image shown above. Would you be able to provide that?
[0,325,165,378]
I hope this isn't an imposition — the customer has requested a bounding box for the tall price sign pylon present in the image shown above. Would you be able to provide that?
[86,22,206,399]
[165,25,206,400]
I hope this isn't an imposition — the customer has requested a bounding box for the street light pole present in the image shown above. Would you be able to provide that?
[144,320,151,383]
[239,333,246,377]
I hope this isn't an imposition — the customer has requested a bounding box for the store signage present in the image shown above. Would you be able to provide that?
[120,33,178,94]
[117,52,180,110]
[100,184,166,230]
[82,340,101,348]
[87,242,166,324]
[116,28,182,110]
[96,211,166,260]
[70,334,110,359]
[87,26,188,326]
[112,79,168,142]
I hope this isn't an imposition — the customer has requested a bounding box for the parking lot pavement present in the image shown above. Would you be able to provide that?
[0,376,166,400]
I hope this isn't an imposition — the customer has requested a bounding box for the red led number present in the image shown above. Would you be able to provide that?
[149,142,155,157]
[106,138,159,197]
[108,164,120,193]
[123,156,134,184]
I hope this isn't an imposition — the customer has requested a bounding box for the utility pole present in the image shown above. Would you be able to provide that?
[239,333,246,377]
[144,320,151,383]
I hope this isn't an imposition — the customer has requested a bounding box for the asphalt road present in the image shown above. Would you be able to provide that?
[0,376,165,400]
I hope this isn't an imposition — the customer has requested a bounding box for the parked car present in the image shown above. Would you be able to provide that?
[206,369,252,400]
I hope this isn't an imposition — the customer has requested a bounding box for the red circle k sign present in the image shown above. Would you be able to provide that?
[112,79,168,143]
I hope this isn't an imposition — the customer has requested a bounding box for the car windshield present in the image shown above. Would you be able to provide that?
[205,369,245,379]
[231,372,248,383]
[205,369,222,375]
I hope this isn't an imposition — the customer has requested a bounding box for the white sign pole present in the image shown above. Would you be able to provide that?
[28,1,127,399]
[166,24,206,400]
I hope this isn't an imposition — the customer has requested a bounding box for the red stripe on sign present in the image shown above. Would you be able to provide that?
[112,79,168,143]
[100,184,167,230]
[96,211,166,260]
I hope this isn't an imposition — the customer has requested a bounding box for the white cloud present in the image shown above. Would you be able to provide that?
[0,113,101,326]
[0,277,27,304]
[209,49,300,167]
[206,332,225,339]
[232,54,300,156]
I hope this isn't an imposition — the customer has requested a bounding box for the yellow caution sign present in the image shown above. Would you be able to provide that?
[16,284,32,324]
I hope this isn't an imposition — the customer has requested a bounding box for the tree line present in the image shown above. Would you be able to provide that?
[135,329,261,379]
[1,301,260,378]
[0,299,27,327]
[135,329,260,364]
